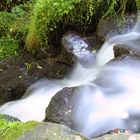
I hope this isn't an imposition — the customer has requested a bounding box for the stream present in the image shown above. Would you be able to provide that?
[1,16,140,138]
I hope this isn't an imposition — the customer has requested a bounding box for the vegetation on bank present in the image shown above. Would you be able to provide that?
[0,0,139,59]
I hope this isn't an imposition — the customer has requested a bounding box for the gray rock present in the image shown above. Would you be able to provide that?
[0,114,20,122]
[0,52,70,105]
[44,87,76,128]
[97,14,137,57]
[18,122,87,140]
[93,133,140,140]
[97,14,136,40]
[62,32,96,68]
[83,36,102,51]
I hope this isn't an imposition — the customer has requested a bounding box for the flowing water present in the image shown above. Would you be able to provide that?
[1,16,140,138]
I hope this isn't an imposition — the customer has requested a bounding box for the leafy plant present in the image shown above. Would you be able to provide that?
[11,4,26,17]
[26,0,81,51]
[0,1,33,59]
[0,35,19,60]
[25,62,32,70]
[0,11,16,36]
[26,0,127,52]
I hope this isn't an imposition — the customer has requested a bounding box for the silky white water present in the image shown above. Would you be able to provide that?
[1,16,140,138]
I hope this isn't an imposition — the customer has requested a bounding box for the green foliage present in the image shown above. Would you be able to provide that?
[136,0,140,9]
[1,0,140,54]
[26,0,81,51]
[25,62,32,70]
[0,1,33,59]
[0,2,31,36]
[0,119,38,140]
[0,11,16,35]
[0,36,19,59]
[0,0,28,11]
[26,0,128,51]
[11,4,26,17]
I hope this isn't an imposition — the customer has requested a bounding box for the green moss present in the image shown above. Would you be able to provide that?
[0,119,39,140]
[26,0,81,51]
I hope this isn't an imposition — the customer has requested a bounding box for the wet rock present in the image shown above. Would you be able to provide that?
[108,55,140,67]
[97,14,136,40]
[44,87,76,128]
[62,32,96,68]
[97,14,137,57]
[19,122,87,140]
[83,35,103,51]
[0,114,20,122]
[93,133,140,140]
[0,52,70,105]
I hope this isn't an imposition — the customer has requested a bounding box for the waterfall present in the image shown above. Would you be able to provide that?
[1,15,140,138]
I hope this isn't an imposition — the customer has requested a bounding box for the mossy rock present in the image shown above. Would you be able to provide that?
[0,118,87,140]
[0,119,39,140]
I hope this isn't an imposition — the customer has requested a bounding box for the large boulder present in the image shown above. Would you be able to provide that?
[44,55,140,139]
[19,122,87,140]
[44,87,76,128]
[61,32,102,68]
[0,51,71,105]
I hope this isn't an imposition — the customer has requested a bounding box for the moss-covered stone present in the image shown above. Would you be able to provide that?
[0,119,87,140]
[0,119,39,140]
